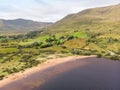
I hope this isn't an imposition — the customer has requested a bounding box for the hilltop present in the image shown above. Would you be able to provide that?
[45,4,120,36]
[0,18,52,35]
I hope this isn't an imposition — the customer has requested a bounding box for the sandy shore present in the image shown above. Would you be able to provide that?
[0,55,95,89]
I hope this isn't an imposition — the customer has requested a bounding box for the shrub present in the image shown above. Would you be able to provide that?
[97,53,102,58]
[67,35,74,41]
[61,50,68,54]
[61,46,67,49]
[71,49,80,55]
[82,51,92,55]
[32,42,41,47]
[22,55,32,60]
[40,43,53,48]
[0,75,5,80]
[109,55,120,60]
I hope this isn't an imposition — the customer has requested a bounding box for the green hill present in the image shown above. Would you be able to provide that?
[40,4,120,55]
[44,4,120,37]
[0,19,52,35]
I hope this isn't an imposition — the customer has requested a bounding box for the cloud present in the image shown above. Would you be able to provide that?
[0,0,120,22]
[34,0,49,5]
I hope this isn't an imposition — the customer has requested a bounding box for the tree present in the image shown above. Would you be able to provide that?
[67,35,74,41]
[0,75,4,80]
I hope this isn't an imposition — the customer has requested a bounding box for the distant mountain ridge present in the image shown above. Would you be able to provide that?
[1,4,120,35]
[0,18,52,35]
[45,4,120,35]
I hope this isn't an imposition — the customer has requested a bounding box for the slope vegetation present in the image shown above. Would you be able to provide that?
[0,19,52,35]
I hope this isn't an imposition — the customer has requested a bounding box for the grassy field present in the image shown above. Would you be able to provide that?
[0,27,120,80]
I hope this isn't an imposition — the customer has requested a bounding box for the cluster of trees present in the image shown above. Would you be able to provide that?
[26,31,42,38]
[0,31,42,43]
[21,59,39,68]
[103,53,120,60]
[71,48,120,61]
[109,55,120,60]
[20,34,75,49]
[39,35,75,48]
[3,67,20,74]
[71,48,98,56]
[20,54,39,68]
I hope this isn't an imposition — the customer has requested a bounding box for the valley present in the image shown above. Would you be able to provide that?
[0,26,120,80]
[0,3,120,89]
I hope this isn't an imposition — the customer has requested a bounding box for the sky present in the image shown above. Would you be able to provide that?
[0,0,120,22]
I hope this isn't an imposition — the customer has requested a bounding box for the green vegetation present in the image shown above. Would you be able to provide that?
[1,29,120,80]
[0,4,120,80]
[0,31,85,80]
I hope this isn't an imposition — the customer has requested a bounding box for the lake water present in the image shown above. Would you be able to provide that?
[1,57,120,90]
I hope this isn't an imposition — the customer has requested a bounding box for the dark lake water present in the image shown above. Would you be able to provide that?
[35,57,120,90]
[1,57,120,90]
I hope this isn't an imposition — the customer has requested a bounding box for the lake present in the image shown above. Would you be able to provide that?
[1,57,120,90]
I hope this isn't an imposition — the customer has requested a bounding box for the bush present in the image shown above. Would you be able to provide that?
[0,75,5,80]
[109,55,120,60]
[67,35,74,41]
[40,43,53,48]
[61,46,67,49]
[71,49,80,55]
[97,53,102,58]
[22,55,32,60]
[39,50,56,54]
[32,42,42,47]
[82,51,92,56]
[104,53,111,56]
[3,68,14,74]
[61,50,68,54]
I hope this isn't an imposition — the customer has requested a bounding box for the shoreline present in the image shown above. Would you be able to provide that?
[0,55,96,88]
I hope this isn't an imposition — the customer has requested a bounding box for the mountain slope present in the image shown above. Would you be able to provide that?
[45,4,120,36]
[0,19,52,35]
